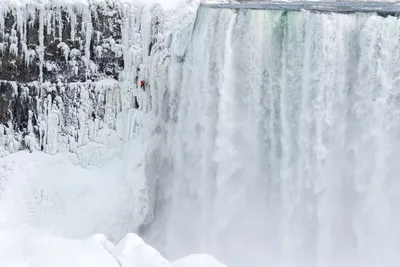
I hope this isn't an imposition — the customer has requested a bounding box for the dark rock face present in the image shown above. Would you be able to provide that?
[0,2,163,156]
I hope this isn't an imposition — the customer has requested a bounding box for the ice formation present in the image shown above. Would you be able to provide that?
[0,229,120,267]
[0,0,199,158]
[0,0,199,253]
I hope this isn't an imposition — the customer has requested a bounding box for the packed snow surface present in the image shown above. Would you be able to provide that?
[0,141,148,241]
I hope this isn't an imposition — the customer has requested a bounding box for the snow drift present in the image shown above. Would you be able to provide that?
[0,229,227,267]
[0,0,199,242]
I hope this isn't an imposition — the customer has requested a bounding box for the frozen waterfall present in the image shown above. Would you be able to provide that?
[147,7,400,267]
[1,1,400,266]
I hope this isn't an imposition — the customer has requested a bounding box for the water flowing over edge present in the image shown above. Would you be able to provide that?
[146,6,400,267]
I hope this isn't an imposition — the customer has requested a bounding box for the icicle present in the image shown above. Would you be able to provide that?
[21,42,27,53]
[90,61,98,74]
[83,9,93,72]
[0,6,6,35]
[24,110,38,152]
[46,6,52,36]
[24,48,36,67]
[22,15,27,45]
[57,42,70,61]
[58,8,63,40]
[9,43,18,57]
[96,30,101,44]
[95,45,103,58]
[10,82,18,97]
[8,28,18,57]
[15,4,27,44]
[68,6,77,42]
[38,5,45,84]
[28,9,35,29]
[73,63,79,76]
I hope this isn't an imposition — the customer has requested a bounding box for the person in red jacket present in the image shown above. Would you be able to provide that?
[140,80,145,91]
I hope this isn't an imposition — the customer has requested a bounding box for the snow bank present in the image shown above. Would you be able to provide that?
[0,229,119,267]
[0,229,227,267]
[0,140,150,242]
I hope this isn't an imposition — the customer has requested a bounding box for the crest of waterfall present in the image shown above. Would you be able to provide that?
[147,7,400,267]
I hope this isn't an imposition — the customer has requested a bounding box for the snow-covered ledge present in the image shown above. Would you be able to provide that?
[0,0,199,157]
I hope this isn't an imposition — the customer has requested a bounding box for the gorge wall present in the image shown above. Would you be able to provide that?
[0,0,198,158]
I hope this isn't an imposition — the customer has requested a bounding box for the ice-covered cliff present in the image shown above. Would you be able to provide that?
[0,0,199,157]
[0,0,199,245]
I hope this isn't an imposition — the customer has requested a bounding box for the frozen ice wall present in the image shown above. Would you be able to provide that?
[0,0,199,158]
[146,6,400,267]
[0,0,200,243]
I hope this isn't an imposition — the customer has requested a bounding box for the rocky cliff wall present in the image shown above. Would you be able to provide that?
[0,0,198,157]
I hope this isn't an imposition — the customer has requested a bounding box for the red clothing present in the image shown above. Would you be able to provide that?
[140,80,145,87]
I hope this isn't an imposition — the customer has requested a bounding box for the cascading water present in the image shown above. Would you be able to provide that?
[147,7,400,267]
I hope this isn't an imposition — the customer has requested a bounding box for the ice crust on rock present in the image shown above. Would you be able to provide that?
[0,0,200,158]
